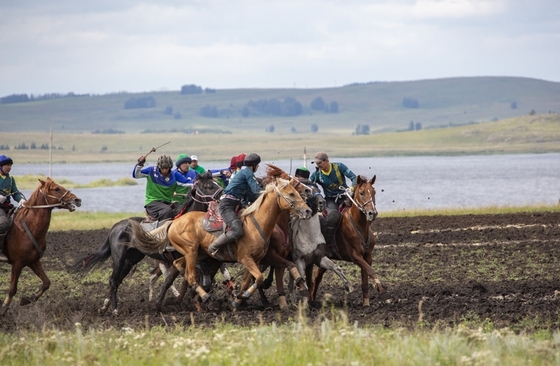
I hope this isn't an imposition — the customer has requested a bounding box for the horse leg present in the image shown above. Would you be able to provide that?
[292,258,310,307]
[148,264,163,301]
[107,251,144,316]
[274,266,288,309]
[232,258,263,309]
[1,263,24,316]
[159,261,180,298]
[255,267,272,307]
[348,251,386,306]
[311,267,327,302]
[304,265,315,301]
[20,260,51,305]
[318,256,354,294]
[155,264,182,312]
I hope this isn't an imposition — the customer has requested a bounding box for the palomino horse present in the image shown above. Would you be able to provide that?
[312,174,387,306]
[71,172,223,315]
[129,177,312,309]
[0,177,81,316]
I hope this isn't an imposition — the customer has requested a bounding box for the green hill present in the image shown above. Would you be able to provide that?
[1,76,559,134]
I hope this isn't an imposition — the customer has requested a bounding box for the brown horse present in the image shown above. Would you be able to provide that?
[0,177,81,315]
[129,177,312,309]
[312,174,386,306]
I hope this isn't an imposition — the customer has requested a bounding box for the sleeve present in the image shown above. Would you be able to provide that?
[340,163,357,186]
[246,174,263,202]
[132,164,149,179]
[11,178,23,202]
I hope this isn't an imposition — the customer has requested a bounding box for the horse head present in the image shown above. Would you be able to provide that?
[32,177,82,211]
[353,175,377,222]
[192,171,223,203]
[274,177,312,220]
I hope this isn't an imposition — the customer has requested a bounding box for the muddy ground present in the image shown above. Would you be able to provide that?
[1,212,559,332]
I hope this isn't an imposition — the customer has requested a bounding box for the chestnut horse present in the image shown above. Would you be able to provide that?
[129,177,312,309]
[0,177,81,315]
[312,174,387,306]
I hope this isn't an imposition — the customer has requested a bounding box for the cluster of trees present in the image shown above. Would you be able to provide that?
[408,121,423,131]
[12,142,60,150]
[355,124,370,135]
[163,106,182,119]
[0,144,10,150]
[200,105,219,118]
[246,97,303,117]
[92,128,125,134]
[124,96,156,109]
[180,84,217,95]
[0,92,89,104]
[402,97,419,109]
[310,97,339,113]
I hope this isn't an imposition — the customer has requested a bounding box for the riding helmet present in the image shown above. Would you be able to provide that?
[0,155,13,166]
[243,153,261,167]
[157,155,173,170]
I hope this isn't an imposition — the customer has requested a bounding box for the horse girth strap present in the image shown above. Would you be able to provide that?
[22,219,45,258]
[248,213,270,253]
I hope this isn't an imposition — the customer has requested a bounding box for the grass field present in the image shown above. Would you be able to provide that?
[2,113,559,164]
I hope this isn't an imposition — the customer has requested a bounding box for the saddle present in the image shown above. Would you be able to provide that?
[202,201,226,233]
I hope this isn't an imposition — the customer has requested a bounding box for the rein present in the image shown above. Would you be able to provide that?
[274,184,305,211]
[22,188,73,209]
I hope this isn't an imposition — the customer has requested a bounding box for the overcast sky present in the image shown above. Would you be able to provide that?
[0,0,558,96]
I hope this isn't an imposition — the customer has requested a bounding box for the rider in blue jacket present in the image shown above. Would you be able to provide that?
[310,151,356,246]
[0,155,26,261]
[207,153,263,257]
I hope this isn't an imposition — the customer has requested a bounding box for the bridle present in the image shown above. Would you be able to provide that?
[191,179,223,205]
[341,184,376,215]
[274,181,307,214]
[22,187,74,209]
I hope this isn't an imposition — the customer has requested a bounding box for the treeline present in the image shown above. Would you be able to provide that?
[0,92,90,104]
[1,143,64,150]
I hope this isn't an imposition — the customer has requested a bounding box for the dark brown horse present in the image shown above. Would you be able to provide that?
[312,174,387,306]
[0,177,81,315]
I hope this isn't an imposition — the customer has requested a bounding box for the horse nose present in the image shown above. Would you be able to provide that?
[75,198,82,207]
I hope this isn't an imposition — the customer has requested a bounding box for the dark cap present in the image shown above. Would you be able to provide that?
[295,167,310,179]
[312,151,328,164]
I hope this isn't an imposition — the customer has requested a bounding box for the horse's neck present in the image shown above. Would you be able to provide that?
[346,204,368,231]
[15,206,53,236]
[292,214,321,254]
[247,191,283,237]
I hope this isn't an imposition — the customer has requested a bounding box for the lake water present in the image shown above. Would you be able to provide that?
[14,153,560,213]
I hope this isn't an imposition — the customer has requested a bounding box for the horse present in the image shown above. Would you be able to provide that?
[71,172,223,316]
[245,164,314,309]
[286,182,354,306]
[129,177,312,310]
[0,177,82,316]
[311,174,387,306]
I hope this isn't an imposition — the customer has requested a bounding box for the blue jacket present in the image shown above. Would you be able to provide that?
[0,173,23,204]
[222,167,262,203]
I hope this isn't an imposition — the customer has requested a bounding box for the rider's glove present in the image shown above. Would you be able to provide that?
[0,195,5,204]
[19,198,26,206]
[137,156,146,166]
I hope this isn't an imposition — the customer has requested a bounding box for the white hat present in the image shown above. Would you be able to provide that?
[190,155,198,161]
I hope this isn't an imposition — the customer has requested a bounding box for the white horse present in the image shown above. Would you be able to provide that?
[287,185,353,306]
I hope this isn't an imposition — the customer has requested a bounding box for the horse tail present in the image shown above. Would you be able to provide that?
[128,219,171,254]
[69,235,113,274]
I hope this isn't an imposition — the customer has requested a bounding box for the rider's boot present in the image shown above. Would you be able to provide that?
[324,226,337,246]
[208,233,231,257]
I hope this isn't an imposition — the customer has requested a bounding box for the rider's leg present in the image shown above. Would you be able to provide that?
[0,210,9,261]
[324,198,340,246]
[208,219,242,255]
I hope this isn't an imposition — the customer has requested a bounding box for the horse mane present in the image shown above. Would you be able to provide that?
[265,164,289,180]
[24,178,49,207]
[240,178,289,218]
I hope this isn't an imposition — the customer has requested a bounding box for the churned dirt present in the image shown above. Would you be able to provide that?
[1,211,559,332]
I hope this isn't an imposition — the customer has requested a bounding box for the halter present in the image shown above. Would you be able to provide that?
[341,185,376,215]
[22,187,73,209]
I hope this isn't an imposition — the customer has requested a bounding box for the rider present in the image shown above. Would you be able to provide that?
[207,153,263,257]
[190,155,206,175]
[230,153,246,180]
[310,151,357,246]
[294,166,311,183]
[133,154,178,223]
[0,155,26,261]
[173,154,198,205]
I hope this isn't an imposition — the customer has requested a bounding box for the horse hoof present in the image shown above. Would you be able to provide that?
[298,289,310,298]
[20,297,33,306]
[201,293,211,303]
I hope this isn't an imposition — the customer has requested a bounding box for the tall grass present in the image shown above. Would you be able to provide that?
[1,319,559,365]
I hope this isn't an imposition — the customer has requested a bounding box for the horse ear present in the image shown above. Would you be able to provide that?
[38,178,46,185]
[357,175,366,184]
[370,175,376,185]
